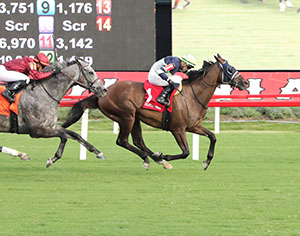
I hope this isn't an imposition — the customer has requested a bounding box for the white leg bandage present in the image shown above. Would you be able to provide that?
[1,146,19,157]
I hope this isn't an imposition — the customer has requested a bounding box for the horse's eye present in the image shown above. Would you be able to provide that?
[227,66,234,74]
[89,71,94,75]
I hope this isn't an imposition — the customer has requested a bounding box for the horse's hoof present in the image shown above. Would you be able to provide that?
[46,158,53,168]
[202,161,209,171]
[157,160,173,170]
[18,152,30,161]
[143,162,150,171]
[96,152,106,160]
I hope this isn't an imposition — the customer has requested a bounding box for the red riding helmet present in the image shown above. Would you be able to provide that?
[34,53,50,67]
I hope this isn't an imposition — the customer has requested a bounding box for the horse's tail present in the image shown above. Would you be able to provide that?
[62,95,99,128]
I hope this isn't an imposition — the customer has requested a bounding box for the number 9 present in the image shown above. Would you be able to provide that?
[42,1,49,13]
[37,0,55,15]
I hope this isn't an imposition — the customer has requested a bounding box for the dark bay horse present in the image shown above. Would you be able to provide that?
[0,58,107,167]
[63,54,248,170]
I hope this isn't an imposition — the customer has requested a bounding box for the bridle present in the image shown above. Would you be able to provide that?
[39,57,98,103]
[217,60,241,87]
[189,59,241,109]
[61,57,99,91]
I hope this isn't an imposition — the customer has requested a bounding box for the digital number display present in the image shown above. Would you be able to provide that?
[0,0,155,71]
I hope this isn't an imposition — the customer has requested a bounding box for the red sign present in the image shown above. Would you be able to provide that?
[211,71,300,107]
[61,71,300,107]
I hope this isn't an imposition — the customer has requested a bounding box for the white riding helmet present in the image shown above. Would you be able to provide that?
[180,54,196,69]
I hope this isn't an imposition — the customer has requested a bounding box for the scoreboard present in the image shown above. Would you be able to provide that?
[0,0,157,71]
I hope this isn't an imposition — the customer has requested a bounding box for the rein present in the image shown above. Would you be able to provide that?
[189,69,219,110]
[39,58,95,103]
[189,82,209,110]
[62,58,98,90]
[173,85,190,118]
[39,80,60,103]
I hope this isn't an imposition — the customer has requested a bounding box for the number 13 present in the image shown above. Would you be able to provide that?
[96,0,111,15]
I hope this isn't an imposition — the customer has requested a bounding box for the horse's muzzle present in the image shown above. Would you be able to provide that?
[231,79,248,91]
[239,80,249,91]
[92,86,108,97]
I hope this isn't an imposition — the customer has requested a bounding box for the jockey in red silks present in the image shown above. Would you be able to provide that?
[148,54,196,107]
[0,53,58,103]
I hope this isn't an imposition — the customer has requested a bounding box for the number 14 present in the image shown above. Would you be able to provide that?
[96,16,111,31]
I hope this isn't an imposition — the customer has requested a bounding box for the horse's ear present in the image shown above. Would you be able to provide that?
[215,53,225,64]
[67,61,76,66]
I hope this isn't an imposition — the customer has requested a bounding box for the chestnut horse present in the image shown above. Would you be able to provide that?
[63,54,248,170]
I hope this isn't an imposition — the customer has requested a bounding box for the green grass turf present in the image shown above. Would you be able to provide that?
[1,1,300,235]
[172,0,300,70]
[0,122,300,235]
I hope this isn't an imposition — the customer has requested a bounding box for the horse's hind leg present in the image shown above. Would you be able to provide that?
[162,129,190,162]
[131,120,173,169]
[116,120,151,170]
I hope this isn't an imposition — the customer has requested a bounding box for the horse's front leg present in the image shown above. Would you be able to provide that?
[189,125,216,170]
[30,126,104,167]
[201,127,216,171]
[46,136,68,168]
[47,129,105,168]
[161,130,190,162]
[64,129,105,160]
[29,127,69,167]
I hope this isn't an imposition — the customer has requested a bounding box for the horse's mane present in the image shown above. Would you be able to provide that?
[42,60,70,73]
[182,60,214,84]
[29,60,75,87]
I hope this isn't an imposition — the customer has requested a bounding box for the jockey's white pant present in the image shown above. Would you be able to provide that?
[0,65,30,84]
[148,71,182,87]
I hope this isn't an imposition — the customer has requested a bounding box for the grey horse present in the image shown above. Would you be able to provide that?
[0,58,107,167]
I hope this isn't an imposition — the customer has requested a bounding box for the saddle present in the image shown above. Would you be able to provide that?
[143,80,181,113]
[143,81,182,130]
[0,85,24,133]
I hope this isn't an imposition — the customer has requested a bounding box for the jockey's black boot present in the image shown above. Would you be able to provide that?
[1,80,27,103]
[156,84,175,107]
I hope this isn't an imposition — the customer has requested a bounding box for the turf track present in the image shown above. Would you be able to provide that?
[0,122,299,235]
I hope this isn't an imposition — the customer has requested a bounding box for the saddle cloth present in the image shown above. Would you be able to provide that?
[0,86,23,116]
[143,80,180,113]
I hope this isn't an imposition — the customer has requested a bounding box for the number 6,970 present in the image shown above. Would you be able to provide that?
[0,38,35,49]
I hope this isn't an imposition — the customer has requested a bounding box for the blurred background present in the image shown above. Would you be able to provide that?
[172,0,300,70]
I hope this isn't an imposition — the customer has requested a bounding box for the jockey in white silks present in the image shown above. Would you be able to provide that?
[148,54,196,107]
